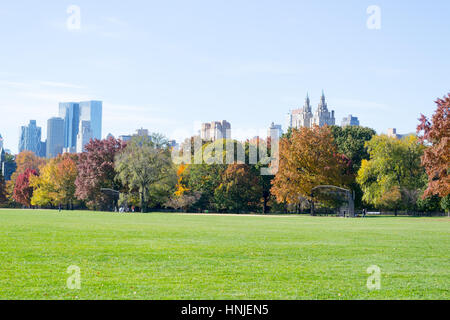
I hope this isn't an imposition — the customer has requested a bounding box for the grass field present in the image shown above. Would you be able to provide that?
[0,209,448,300]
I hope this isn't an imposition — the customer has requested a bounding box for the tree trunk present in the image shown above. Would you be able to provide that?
[140,190,145,213]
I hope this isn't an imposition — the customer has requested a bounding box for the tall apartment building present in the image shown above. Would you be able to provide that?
[46,117,65,158]
[341,115,360,127]
[268,122,282,140]
[287,92,335,129]
[18,120,46,157]
[200,120,231,141]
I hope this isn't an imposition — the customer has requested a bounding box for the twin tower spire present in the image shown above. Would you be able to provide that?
[288,90,335,129]
[304,90,326,112]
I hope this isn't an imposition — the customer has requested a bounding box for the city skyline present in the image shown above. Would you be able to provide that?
[1,1,449,152]
[0,91,428,155]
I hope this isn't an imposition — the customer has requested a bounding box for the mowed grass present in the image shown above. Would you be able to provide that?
[0,209,448,300]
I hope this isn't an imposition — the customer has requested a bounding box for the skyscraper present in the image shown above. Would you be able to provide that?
[79,101,102,140]
[46,117,65,158]
[0,133,3,149]
[18,120,45,157]
[200,120,231,141]
[59,100,102,153]
[76,120,93,153]
[59,102,80,152]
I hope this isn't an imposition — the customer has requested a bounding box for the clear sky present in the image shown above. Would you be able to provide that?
[1,0,449,153]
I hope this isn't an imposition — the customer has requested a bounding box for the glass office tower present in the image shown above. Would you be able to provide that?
[59,102,80,152]
[18,120,45,157]
[79,101,102,141]
[46,117,65,158]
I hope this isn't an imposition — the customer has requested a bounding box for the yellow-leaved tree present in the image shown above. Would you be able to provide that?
[30,153,78,208]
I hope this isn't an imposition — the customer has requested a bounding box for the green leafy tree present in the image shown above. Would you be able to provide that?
[214,164,263,213]
[416,194,441,213]
[331,126,376,172]
[115,135,176,213]
[357,135,427,213]
[331,125,376,209]
[183,139,229,211]
[440,195,450,215]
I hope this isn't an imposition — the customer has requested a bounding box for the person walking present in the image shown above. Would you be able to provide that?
[362,208,367,218]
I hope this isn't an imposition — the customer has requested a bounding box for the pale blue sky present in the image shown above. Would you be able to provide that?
[1,0,449,153]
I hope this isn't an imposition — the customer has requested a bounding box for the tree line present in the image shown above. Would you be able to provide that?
[0,94,448,215]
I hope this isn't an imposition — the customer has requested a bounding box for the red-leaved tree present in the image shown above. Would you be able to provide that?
[13,168,38,207]
[75,137,126,210]
[417,93,450,198]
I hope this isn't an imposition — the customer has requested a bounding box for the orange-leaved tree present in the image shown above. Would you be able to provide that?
[271,125,351,206]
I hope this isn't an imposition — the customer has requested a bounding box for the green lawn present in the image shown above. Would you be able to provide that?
[0,209,448,300]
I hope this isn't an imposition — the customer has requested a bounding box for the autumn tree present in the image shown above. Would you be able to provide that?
[115,135,176,213]
[164,164,201,212]
[75,137,126,210]
[13,168,38,207]
[271,126,351,209]
[214,164,263,213]
[357,135,427,213]
[9,150,45,188]
[417,93,449,204]
[30,153,78,208]
[13,151,46,177]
